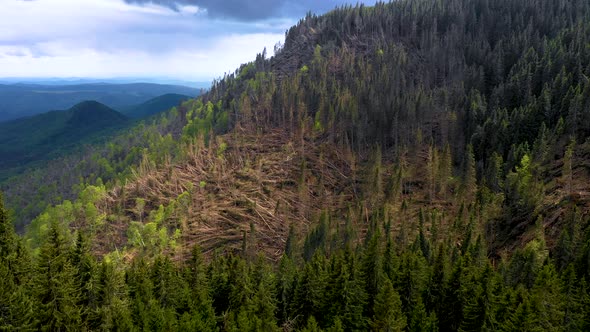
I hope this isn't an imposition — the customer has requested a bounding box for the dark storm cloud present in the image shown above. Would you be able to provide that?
[122,0,358,21]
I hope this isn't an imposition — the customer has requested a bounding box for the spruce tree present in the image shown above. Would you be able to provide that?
[371,278,406,332]
[34,220,83,331]
[71,231,95,325]
[0,194,36,330]
[362,230,383,318]
[462,145,477,201]
[91,261,133,331]
[184,246,217,331]
[561,265,585,331]
[562,137,576,195]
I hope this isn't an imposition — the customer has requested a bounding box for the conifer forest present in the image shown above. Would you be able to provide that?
[2,0,590,330]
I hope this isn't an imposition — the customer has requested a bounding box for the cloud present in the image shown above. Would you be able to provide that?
[122,0,356,21]
[0,0,284,80]
[123,0,286,20]
[0,0,378,80]
[0,33,283,80]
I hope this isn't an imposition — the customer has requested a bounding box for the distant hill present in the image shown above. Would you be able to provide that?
[122,93,191,119]
[0,83,200,122]
[0,101,128,180]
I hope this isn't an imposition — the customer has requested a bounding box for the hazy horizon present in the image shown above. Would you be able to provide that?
[0,76,212,88]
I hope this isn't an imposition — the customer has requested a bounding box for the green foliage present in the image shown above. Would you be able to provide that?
[0,101,129,182]
[34,220,83,331]
[371,278,406,332]
[505,154,544,217]
[3,0,590,330]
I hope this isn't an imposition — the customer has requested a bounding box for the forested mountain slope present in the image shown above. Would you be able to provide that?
[0,82,200,122]
[0,101,129,180]
[2,0,590,330]
[122,93,192,119]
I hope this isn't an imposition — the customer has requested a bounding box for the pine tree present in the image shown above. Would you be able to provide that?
[326,317,344,332]
[154,255,191,313]
[563,137,576,196]
[371,278,406,332]
[34,220,83,331]
[439,257,463,332]
[528,264,565,331]
[291,253,328,327]
[71,231,95,325]
[0,192,17,259]
[458,281,484,332]
[409,297,437,332]
[418,210,432,262]
[502,296,535,332]
[579,279,590,331]
[555,230,574,271]
[0,192,36,330]
[91,261,133,331]
[184,246,218,331]
[126,257,156,330]
[383,237,399,283]
[462,145,477,201]
[285,223,297,258]
[362,230,383,318]
[428,244,447,321]
[561,265,585,331]
[325,252,366,330]
[227,255,253,312]
[301,316,322,332]
[0,275,37,331]
[250,257,279,331]
[426,145,438,201]
[365,144,384,203]
[277,255,296,325]
[439,143,453,196]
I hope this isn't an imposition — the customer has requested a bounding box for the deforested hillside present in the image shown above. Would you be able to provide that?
[3,0,590,330]
[181,0,590,255]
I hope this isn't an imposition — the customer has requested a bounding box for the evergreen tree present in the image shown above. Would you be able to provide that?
[462,145,477,201]
[325,252,366,330]
[277,255,296,325]
[91,261,133,331]
[562,138,576,195]
[0,193,36,330]
[285,223,297,258]
[561,265,585,331]
[249,257,279,331]
[371,278,406,332]
[528,264,565,331]
[291,253,328,328]
[301,316,322,332]
[184,246,218,331]
[34,220,83,331]
[71,231,95,325]
[0,192,17,260]
[362,230,383,318]
[409,297,437,332]
[438,144,453,196]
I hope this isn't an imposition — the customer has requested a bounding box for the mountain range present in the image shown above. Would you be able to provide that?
[0,93,191,182]
[0,82,200,122]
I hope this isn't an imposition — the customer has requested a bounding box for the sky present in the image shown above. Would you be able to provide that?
[0,0,377,82]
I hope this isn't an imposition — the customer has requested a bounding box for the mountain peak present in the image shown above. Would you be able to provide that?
[67,100,127,127]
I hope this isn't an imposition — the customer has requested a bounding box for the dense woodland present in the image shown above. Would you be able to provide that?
[2,0,590,330]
